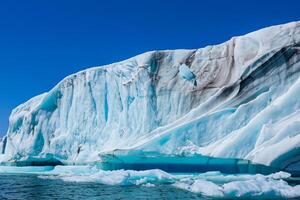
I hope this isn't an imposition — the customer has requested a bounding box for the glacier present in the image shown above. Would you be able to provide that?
[1,21,300,176]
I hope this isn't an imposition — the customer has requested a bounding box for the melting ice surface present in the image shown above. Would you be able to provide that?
[1,165,300,199]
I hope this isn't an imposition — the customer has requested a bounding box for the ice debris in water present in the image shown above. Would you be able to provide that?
[174,172,300,199]
[36,166,174,186]
[5,166,290,199]
[0,165,299,198]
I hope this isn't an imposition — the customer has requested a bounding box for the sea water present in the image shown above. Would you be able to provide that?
[0,174,205,200]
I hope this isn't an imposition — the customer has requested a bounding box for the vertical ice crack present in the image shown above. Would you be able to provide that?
[104,73,109,122]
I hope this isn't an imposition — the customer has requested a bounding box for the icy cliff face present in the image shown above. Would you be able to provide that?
[1,21,300,172]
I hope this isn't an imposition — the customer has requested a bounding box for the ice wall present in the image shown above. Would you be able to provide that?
[1,21,300,173]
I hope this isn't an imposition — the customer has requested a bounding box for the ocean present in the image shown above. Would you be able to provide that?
[0,174,208,200]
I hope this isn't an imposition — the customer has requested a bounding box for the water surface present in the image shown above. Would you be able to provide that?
[0,174,207,200]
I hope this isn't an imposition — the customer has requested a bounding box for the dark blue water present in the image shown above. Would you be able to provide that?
[0,174,208,200]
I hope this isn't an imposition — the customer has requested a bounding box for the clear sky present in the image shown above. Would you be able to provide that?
[0,0,300,136]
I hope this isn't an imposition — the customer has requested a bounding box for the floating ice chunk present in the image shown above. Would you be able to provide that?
[45,165,98,175]
[174,179,223,197]
[0,166,54,174]
[174,171,300,199]
[42,167,174,186]
[32,166,300,199]
[222,176,300,198]
[267,171,291,179]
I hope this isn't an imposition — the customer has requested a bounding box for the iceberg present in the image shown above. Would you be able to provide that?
[1,21,300,176]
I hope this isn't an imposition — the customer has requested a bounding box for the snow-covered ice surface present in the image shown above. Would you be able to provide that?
[1,165,300,199]
[1,21,300,176]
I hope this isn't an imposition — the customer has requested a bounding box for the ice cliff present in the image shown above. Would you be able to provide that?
[1,21,300,174]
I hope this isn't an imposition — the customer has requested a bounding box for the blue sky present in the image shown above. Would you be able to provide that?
[0,0,299,136]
